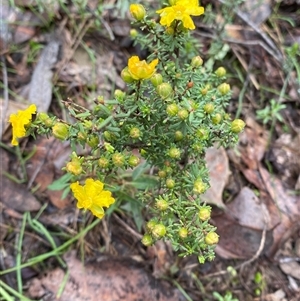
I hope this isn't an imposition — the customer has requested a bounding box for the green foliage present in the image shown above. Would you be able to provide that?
[256,99,286,125]
[10,1,244,262]
[213,291,239,301]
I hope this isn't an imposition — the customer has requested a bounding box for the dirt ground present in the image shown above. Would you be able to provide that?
[1,0,300,300]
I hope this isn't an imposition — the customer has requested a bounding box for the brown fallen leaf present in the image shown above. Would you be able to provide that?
[201,147,230,208]
[28,39,61,112]
[1,177,41,212]
[226,186,271,231]
[214,211,273,259]
[27,251,183,301]
[213,186,274,259]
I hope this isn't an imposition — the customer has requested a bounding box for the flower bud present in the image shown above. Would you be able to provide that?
[151,73,163,87]
[129,4,146,21]
[129,29,138,38]
[166,27,175,35]
[174,130,183,141]
[152,223,166,238]
[192,143,203,153]
[156,198,169,211]
[205,232,219,245]
[168,147,181,159]
[130,127,141,139]
[44,118,55,128]
[141,234,153,246]
[179,227,188,239]
[78,131,87,142]
[103,131,113,141]
[198,207,211,221]
[112,152,125,167]
[83,120,93,129]
[164,166,173,174]
[146,220,157,231]
[98,157,109,168]
[66,160,82,175]
[196,128,208,140]
[231,119,245,133]
[217,83,231,95]
[37,112,49,122]
[157,83,173,99]
[166,104,179,116]
[187,81,194,89]
[166,178,175,189]
[87,135,99,148]
[203,103,214,114]
[193,179,206,194]
[121,67,134,83]
[114,89,126,102]
[52,122,69,140]
[128,155,140,167]
[212,113,222,125]
[104,142,115,153]
[191,56,203,68]
[215,67,226,77]
[158,170,167,178]
[177,109,189,120]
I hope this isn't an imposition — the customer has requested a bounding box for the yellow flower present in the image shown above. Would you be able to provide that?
[156,0,204,30]
[127,56,159,80]
[9,104,37,146]
[70,179,115,219]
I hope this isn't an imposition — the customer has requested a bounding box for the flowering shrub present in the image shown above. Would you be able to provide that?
[8,0,245,262]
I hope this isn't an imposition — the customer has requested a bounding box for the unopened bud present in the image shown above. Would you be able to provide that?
[87,135,99,148]
[141,234,153,246]
[193,179,206,194]
[114,89,126,102]
[174,130,184,141]
[130,29,138,38]
[66,160,82,175]
[215,67,226,77]
[130,127,141,139]
[157,83,173,99]
[156,198,169,211]
[121,67,134,83]
[98,157,109,168]
[205,232,219,245]
[168,147,181,159]
[198,207,211,221]
[177,109,189,120]
[196,128,209,140]
[191,56,203,68]
[151,73,163,87]
[128,155,140,167]
[146,220,157,231]
[203,103,214,114]
[231,119,245,133]
[212,113,222,125]
[112,152,125,167]
[52,122,69,140]
[166,103,179,116]
[179,227,188,239]
[217,83,231,95]
[152,223,166,238]
[166,178,175,189]
[129,4,146,21]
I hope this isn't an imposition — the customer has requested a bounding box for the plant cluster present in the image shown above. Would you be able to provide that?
[9,0,245,262]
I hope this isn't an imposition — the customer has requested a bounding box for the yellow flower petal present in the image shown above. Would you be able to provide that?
[70,178,115,219]
[127,56,159,80]
[156,0,204,30]
[9,104,37,146]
